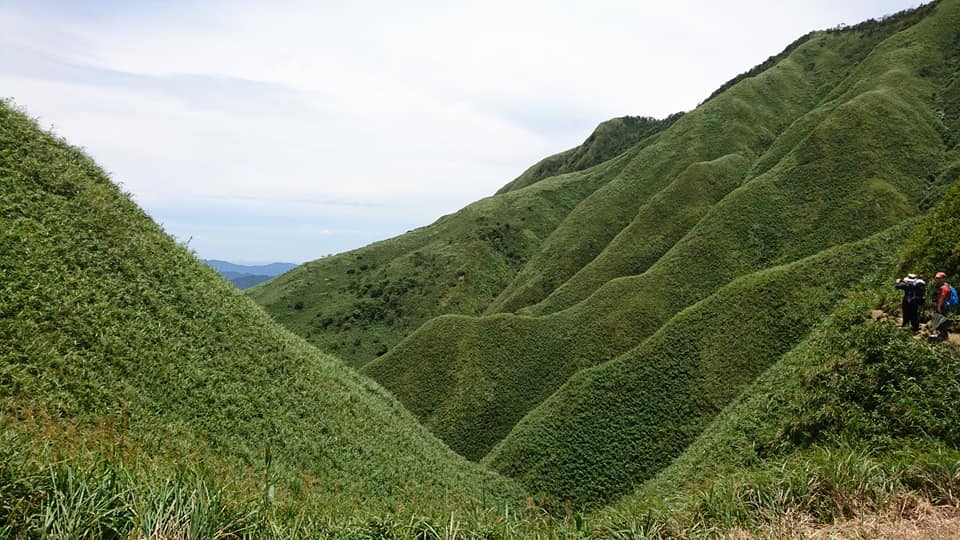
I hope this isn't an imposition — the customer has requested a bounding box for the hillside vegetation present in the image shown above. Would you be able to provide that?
[600,291,960,536]
[495,113,683,194]
[476,0,960,506]
[0,99,523,536]
[360,0,959,475]
[482,223,914,507]
[249,0,960,511]
[8,0,960,536]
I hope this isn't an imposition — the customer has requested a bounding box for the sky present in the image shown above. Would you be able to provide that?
[1,0,925,263]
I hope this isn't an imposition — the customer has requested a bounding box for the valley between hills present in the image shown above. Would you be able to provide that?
[3,1,960,537]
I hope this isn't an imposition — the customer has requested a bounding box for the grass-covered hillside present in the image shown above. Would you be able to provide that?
[247,145,636,368]
[475,0,960,505]
[900,179,960,276]
[251,1,952,377]
[599,292,960,537]
[6,1,960,537]
[360,0,959,477]
[249,112,688,370]
[492,2,948,317]
[482,223,915,507]
[0,99,524,536]
[246,0,960,510]
[4,92,957,536]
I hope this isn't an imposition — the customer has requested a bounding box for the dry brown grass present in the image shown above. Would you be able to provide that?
[726,496,960,539]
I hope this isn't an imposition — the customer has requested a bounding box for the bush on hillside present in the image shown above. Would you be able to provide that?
[778,317,960,450]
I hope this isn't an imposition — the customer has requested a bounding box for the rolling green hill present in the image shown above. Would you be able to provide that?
[361,0,959,475]
[490,3,946,317]
[0,99,522,535]
[482,223,913,507]
[8,0,960,536]
[494,113,683,195]
[247,0,960,513]
[477,1,960,506]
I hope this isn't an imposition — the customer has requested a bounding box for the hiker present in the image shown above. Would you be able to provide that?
[895,273,925,332]
[931,272,957,342]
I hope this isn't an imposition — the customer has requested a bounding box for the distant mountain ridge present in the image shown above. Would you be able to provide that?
[204,259,296,289]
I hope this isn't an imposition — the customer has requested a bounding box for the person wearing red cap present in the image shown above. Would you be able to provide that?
[932,272,954,341]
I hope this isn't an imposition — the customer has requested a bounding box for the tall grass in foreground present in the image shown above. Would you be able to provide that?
[0,440,257,539]
[7,421,958,539]
[0,426,598,539]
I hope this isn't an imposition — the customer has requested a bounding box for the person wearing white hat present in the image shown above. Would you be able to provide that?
[895,273,925,333]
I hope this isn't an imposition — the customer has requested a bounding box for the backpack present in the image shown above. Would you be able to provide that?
[947,285,959,310]
[910,279,926,304]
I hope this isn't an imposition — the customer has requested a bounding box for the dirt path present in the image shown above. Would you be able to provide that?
[727,501,960,539]
[870,310,960,346]
[806,503,960,539]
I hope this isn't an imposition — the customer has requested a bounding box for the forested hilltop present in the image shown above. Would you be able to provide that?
[3,0,960,537]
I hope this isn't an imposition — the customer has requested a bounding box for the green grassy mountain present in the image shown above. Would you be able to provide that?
[482,224,913,507]
[0,99,522,535]
[255,0,960,510]
[476,1,960,507]
[250,1,952,374]
[8,0,960,536]
[366,0,957,466]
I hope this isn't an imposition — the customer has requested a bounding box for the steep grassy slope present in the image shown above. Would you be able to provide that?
[0,99,521,530]
[253,5,953,372]
[484,20,919,316]
[901,179,960,276]
[480,1,960,506]
[248,148,632,368]
[523,151,751,315]
[363,1,957,470]
[600,292,960,535]
[495,113,682,194]
[482,224,911,507]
